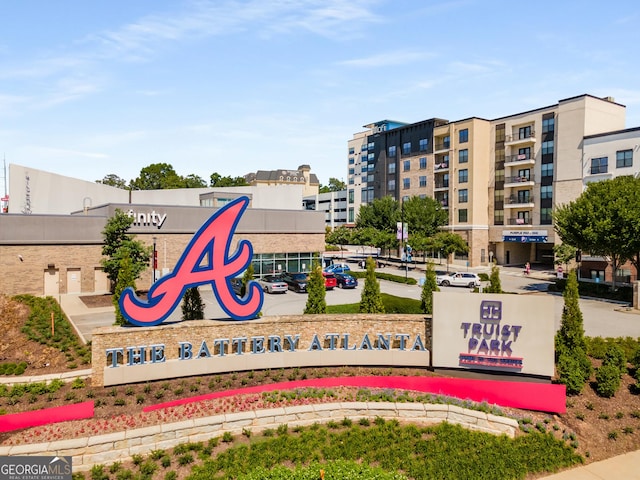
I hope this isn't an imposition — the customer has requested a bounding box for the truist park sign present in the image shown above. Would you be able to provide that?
[431,291,555,378]
[120,196,264,324]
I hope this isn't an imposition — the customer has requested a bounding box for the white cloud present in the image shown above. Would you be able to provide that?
[339,51,434,68]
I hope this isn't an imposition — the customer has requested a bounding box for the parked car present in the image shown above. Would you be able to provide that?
[230,277,244,295]
[281,272,309,293]
[323,272,337,290]
[436,272,481,288]
[257,275,288,294]
[324,263,351,275]
[335,272,358,289]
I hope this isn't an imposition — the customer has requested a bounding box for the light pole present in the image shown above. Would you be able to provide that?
[152,236,157,283]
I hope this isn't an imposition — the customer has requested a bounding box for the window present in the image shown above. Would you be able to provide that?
[388,179,396,191]
[403,178,410,190]
[349,157,354,164]
[403,160,411,171]
[458,209,468,222]
[459,129,469,143]
[348,190,354,204]
[419,138,428,151]
[368,142,374,150]
[518,147,531,159]
[403,142,411,155]
[540,185,553,200]
[388,146,397,157]
[542,140,554,155]
[458,188,468,203]
[540,207,552,224]
[419,194,426,199]
[402,195,410,202]
[348,168,355,175]
[361,186,374,203]
[616,149,633,168]
[541,163,554,178]
[542,117,555,134]
[368,153,375,161]
[349,177,354,185]
[419,157,427,169]
[517,190,531,203]
[419,176,427,188]
[388,163,396,174]
[494,210,504,225]
[361,144,367,151]
[590,157,608,174]
[348,207,354,223]
[459,149,468,163]
[517,211,530,224]
[519,126,532,139]
[349,147,355,154]
[458,169,468,183]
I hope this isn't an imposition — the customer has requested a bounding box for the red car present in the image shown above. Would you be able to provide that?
[322,272,337,290]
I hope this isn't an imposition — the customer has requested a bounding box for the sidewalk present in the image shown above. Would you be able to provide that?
[539,450,640,479]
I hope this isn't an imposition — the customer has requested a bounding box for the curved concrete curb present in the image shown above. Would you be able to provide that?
[0,369,92,387]
[0,401,518,472]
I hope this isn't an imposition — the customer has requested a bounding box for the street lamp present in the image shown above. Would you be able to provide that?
[152,236,157,283]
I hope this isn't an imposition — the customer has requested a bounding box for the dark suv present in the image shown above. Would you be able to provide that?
[281,272,309,293]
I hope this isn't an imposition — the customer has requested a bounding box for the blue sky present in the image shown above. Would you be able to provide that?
[2,0,640,188]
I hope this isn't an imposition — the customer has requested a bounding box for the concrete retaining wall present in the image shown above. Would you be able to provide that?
[0,402,518,472]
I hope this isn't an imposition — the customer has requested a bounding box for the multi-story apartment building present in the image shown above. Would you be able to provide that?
[348,94,629,268]
[302,190,348,229]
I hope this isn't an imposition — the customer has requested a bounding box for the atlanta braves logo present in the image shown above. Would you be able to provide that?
[120,196,264,326]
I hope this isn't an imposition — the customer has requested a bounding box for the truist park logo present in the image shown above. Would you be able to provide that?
[120,196,264,325]
[0,456,72,480]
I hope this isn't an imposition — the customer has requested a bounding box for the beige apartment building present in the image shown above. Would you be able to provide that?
[350,94,629,267]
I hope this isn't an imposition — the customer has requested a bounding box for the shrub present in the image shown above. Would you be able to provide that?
[556,351,589,395]
[595,364,621,398]
[181,287,205,320]
[304,263,327,314]
[359,257,385,313]
[602,344,627,377]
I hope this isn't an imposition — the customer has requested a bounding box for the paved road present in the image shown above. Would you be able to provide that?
[64,264,640,342]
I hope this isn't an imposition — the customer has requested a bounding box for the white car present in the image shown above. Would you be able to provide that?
[257,275,288,294]
[436,272,481,288]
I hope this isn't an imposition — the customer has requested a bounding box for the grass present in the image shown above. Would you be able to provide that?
[327,293,422,314]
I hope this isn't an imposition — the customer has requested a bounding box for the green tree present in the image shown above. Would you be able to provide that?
[431,232,469,272]
[96,174,128,189]
[356,196,399,233]
[401,196,448,237]
[240,263,256,297]
[101,209,152,291]
[210,173,249,187]
[325,226,353,250]
[183,174,207,188]
[182,287,205,320]
[483,263,503,293]
[130,163,184,190]
[554,175,640,290]
[555,270,592,394]
[553,243,577,270]
[113,253,136,326]
[304,263,327,314]
[359,257,385,313]
[421,262,439,314]
[319,177,346,193]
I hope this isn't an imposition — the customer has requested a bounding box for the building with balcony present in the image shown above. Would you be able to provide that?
[349,94,631,268]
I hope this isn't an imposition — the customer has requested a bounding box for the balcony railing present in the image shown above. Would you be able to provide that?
[505,152,535,164]
[434,181,449,189]
[505,174,535,184]
[506,131,535,142]
[434,141,450,151]
[506,194,534,204]
[508,217,533,225]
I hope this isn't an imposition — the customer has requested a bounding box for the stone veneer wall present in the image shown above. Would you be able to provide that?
[91,315,432,386]
[0,402,519,472]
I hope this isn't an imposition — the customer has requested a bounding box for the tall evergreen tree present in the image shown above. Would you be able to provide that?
[113,253,136,326]
[182,287,205,320]
[421,262,439,314]
[304,263,327,314]
[555,269,592,394]
[483,263,503,293]
[241,263,256,297]
[359,257,385,313]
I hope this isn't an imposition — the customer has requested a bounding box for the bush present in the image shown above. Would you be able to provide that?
[602,344,627,377]
[595,364,621,398]
[556,351,589,395]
